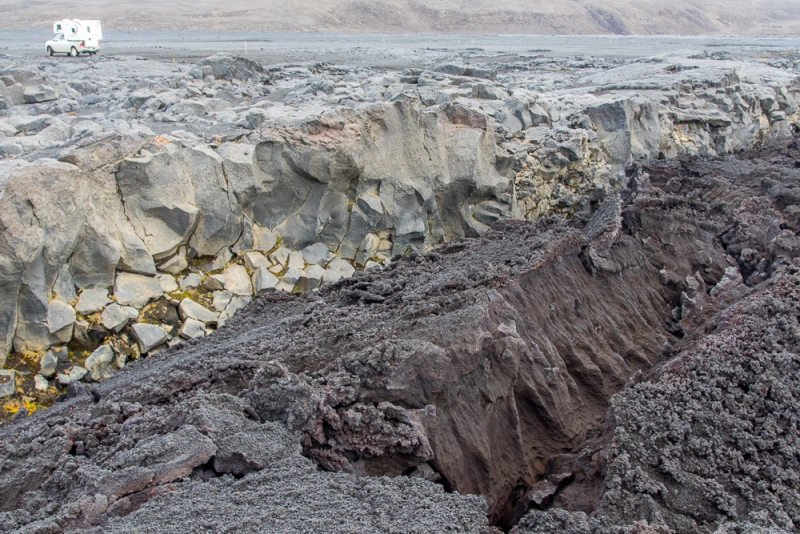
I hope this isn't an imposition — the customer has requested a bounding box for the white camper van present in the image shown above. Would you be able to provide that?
[45,20,103,56]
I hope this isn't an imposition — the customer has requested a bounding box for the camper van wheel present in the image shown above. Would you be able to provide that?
[47,47,53,56]
[69,47,79,57]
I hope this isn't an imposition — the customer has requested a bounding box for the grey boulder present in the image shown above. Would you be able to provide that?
[243,251,270,270]
[212,290,233,312]
[222,265,252,296]
[296,265,324,292]
[39,351,58,379]
[179,318,207,339]
[47,299,75,342]
[57,366,87,385]
[157,273,179,293]
[203,274,226,292]
[114,272,163,309]
[178,298,218,325]
[252,267,279,296]
[33,374,49,391]
[75,288,111,315]
[328,257,356,278]
[179,273,202,290]
[100,303,138,333]
[277,267,302,292]
[190,53,270,83]
[84,344,116,381]
[302,243,333,266]
[130,323,169,354]
[23,85,58,103]
[0,370,14,397]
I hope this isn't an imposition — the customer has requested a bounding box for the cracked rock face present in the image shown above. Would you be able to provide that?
[1,49,799,406]
[2,134,800,532]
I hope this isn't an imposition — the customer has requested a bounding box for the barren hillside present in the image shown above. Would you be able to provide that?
[1,0,799,34]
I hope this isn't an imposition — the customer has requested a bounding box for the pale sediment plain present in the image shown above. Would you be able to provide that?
[1,36,800,532]
[2,0,800,35]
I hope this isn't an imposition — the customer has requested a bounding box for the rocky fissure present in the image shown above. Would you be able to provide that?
[2,133,800,531]
[2,50,799,416]
[1,47,800,533]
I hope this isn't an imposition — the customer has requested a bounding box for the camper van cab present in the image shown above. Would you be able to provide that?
[45,20,103,56]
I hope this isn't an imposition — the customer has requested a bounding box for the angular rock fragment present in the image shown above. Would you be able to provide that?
[190,53,269,83]
[212,290,233,312]
[130,323,169,354]
[296,265,324,292]
[355,233,379,267]
[57,366,86,385]
[322,268,343,286]
[85,344,116,381]
[23,85,57,103]
[302,243,333,266]
[277,267,302,292]
[114,272,163,309]
[271,247,290,267]
[47,299,75,342]
[222,264,252,296]
[327,257,356,278]
[0,370,14,397]
[287,251,305,270]
[243,251,270,270]
[203,274,227,291]
[252,267,280,296]
[178,298,218,325]
[33,374,49,391]
[75,288,111,315]
[179,273,202,290]
[179,318,206,339]
[212,247,234,271]
[39,350,58,379]
[157,273,179,293]
[159,247,189,274]
[101,303,137,332]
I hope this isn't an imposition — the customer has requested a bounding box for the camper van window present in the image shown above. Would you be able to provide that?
[57,34,64,40]
[56,24,61,30]
[86,27,90,32]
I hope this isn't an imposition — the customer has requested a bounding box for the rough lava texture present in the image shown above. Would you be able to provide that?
[2,131,800,532]
[514,139,800,533]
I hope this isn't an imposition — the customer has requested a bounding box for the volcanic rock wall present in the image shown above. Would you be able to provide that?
[0,52,799,421]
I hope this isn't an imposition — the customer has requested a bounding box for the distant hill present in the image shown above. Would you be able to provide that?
[2,0,799,35]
